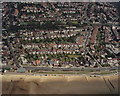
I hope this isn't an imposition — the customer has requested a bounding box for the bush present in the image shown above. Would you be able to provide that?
[102,64,110,67]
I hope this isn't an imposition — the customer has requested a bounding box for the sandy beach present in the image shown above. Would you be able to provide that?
[1,74,118,94]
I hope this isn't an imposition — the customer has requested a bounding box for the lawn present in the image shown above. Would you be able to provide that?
[68,55,81,58]
[70,21,78,24]
[92,71,115,75]
[34,71,89,74]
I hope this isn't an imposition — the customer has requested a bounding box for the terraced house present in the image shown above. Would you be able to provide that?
[2,2,120,69]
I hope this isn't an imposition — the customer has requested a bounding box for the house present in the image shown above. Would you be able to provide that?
[49,60,54,65]
[108,58,118,66]
[53,59,59,67]
[90,26,98,44]
[36,60,40,65]
[2,8,7,16]
[21,56,27,64]
[13,9,19,16]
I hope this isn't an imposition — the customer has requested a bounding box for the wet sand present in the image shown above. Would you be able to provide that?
[1,74,118,94]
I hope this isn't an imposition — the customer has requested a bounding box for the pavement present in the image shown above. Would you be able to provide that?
[2,70,118,77]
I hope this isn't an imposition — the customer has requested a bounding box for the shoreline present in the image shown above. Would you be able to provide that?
[1,74,118,94]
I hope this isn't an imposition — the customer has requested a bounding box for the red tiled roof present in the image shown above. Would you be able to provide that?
[104,28,109,42]
[13,9,18,16]
[90,45,94,49]
[57,49,63,52]
[78,36,84,45]
[36,60,40,64]
[108,8,119,18]
[113,29,119,39]
[90,26,98,44]
[90,5,94,11]
[50,2,61,16]
[2,10,6,16]
[53,49,56,52]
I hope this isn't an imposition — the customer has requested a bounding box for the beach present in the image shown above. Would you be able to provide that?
[1,74,118,94]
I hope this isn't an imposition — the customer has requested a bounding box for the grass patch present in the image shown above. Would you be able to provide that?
[20,22,39,26]
[35,71,89,74]
[68,55,80,58]
[70,21,78,24]
[92,72,113,75]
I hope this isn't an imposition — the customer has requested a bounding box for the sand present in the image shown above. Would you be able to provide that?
[1,74,118,94]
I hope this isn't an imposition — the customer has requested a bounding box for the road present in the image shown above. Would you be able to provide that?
[23,66,119,71]
[84,3,91,51]
[84,28,92,51]
[83,26,102,67]
[2,3,21,68]
[5,31,21,68]
[2,65,119,71]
